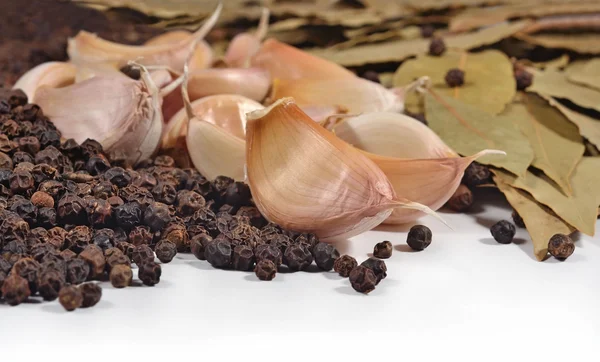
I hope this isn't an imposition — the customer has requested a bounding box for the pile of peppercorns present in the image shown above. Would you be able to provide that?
[0,89,394,310]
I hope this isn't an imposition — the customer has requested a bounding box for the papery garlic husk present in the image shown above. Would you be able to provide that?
[67,4,221,72]
[301,105,348,125]
[251,38,354,81]
[270,76,428,114]
[224,8,270,68]
[144,31,194,46]
[13,62,77,102]
[35,68,165,164]
[245,97,443,241]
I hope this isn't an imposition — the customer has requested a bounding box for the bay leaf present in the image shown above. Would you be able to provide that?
[394,50,515,114]
[493,173,575,261]
[527,68,600,113]
[565,58,600,91]
[73,0,245,18]
[500,157,600,236]
[501,93,584,195]
[379,72,395,89]
[540,95,600,150]
[515,33,600,54]
[310,20,530,67]
[520,54,570,70]
[424,90,533,175]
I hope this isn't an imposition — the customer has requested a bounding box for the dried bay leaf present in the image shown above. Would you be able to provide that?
[565,58,600,91]
[310,20,530,67]
[424,90,533,176]
[520,54,570,71]
[540,95,600,150]
[494,173,575,261]
[515,33,600,54]
[501,93,584,194]
[394,50,515,114]
[500,157,600,236]
[527,68,600,113]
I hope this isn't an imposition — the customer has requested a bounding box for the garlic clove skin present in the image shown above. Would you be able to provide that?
[224,8,270,68]
[13,62,77,102]
[301,105,348,124]
[144,30,194,46]
[245,97,441,240]
[251,38,355,81]
[333,112,456,159]
[67,3,221,72]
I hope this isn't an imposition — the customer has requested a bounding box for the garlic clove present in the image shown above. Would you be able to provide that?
[368,150,504,224]
[67,3,221,72]
[301,105,348,124]
[13,62,77,102]
[245,97,443,240]
[74,62,127,83]
[224,8,270,68]
[144,30,193,46]
[35,65,165,164]
[250,38,355,81]
[332,112,456,159]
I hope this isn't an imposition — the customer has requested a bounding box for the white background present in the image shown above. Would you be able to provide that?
[1,188,599,361]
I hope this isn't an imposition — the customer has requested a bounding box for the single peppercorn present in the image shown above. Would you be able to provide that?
[116,241,135,260]
[462,162,491,187]
[1,273,31,306]
[232,245,255,271]
[152,182,177,205]
[254,259,277,281]
[132,244,154,266]
[37,269,64,301]
[512,210,526,228]
[9,168,34,194]
[445,68,465,87]
[128,225,153,246]
[58,285,83,311]
[255,243,283,267]
[446,184,473,212]
[110,264,133,288]
[420,24,435,38]
[429,37,446,56]
[155,240,177,263]
[57,193,87,224]
[333,255,358,278]
[312,242,340,271]
[190,233,212,260]
[360,258,387,284]
[349,266,378,294]
[66,258,90,285]
[373,240,393,259]
[78,244,106,279]
[490,220,516,244]
[30,191,54,208]
[283,244,313,271]
[205,239,232,269]
[11,257,41,293]
[114,202,142,229]
[79,282,102,308]
[138,261,162,286]
[548,234,575,260]
[143,202,172,231]
[406,225,432,251]
[515,68,533,90]
[64,225,92,253]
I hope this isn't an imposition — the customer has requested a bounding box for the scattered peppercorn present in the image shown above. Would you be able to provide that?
[515,68,533,90]
[255,259,277,281]
[190,233,212,260]
[490,220,516,244]
[205,239,232,269]
[283,244,313,271]
[548,234,575,260]
[446,184,473,212]
[445,68,465,87]
[333,255,358,278]
[360,258,387,284]
[58,285,83,311]
[232,245,255,271]
[132,244,154,266]
[312,242,340,271]
[349,266,377,294]
[373,241,393,259]
[78,244,106,279]
[79,282,102,308]
[66,258,90,285]
[155,240,177,263]
[462,162,491,187]
[110,264,133,288]
[1,273,30,305]
[138,261,161,286]
[429,37,446,56]
[407,225,432,251]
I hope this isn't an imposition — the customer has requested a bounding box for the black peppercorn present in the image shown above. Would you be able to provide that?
[175,189,205,216]
[205,239,232,269]
[9,168,34,194]
[78,244,106,279]
[349,266,377,294]
[254,259,276,281]
[236,206,267,228]
[58,285,83,311]
[79,282,102,308]
[37,269,64,301]
[548,234,575,260]
[312,242,340,271]
[114,202,142,229]
[429,37,446,56]
[57,193,87,224]
[1,273,31,306]
[13,151,34,164]
[128,225,153,246]
[255,244,283,267]
[333,255,358,277]
[462,162,491,187]
[445,68,465,87]
[360,258,387,284]
[515,68,533,90]
[103,167,131,187]
[152,182,177,205]
[31,191,54,208]
[231,244,254,271]
[162,222,189,251]
[64,225,92,253]
[407,225,432,251]
[421,24,435,38]
[110,264,133,288]
[155,240,177,263]
[10,197,37,225]
[132,244,154,266]
[490,220,516,244]
[116,241,135,260]
[86,154,111,175]
[446,184,473,212]
[143,202,172,231]
[283,244,313,271]
[138,261,161,286]
[373,240,393,259]
[66,258,90,284]
[224,182,251,208]
[11,257,41,293]
[190,233,212,260]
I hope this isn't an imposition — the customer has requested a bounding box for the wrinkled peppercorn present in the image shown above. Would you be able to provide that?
[132,244,154,266]
[1,273,31,306]
[312,242,340,271]
[333,255,358,278]
[66,258,90,284]
[490,220,515,244]
[255,244,283,267]
[9,168,34,194]
[86,154,110,176]
[155,240,177,263]
[10,197,37,225]
[64,225,92,253]
[128,225,152,246]
[114,202,142,229]
[407,225,432,251]
[254,259,276,281]
[446,184,473,212]
[175,190,205,216]
[283,244,313,271]
[79,282,102,308]
[57,193,86,224]
[138,261,161,286]
[11,257,41,293]
[58,285,83,311]
[152,182,177,205]
[429,37,446,56]
[143,202,171,231]
[232,244,255,271]
[515,69,533,90]
[421,24,435,38]
[548,234,575,260]
[86,198,112,227]
[162,222,189,251]
[445,68,465,87]
[349,266,377,294]
[190,233,212,260]
[110,264,133,288]
[78,244,106,279]
[360,258,387,284]
[373,241,393,259]
[31,191,54,208]
[462,162,491,187]
[37,269,64,301]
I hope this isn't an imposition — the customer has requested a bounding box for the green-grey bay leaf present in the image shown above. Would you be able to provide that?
[528,68,600,113]
[424,90,533,176]
[565,58,600,91]
[540,95,600,150]
[394,50,516,114]
[515,33,600,54]
[501,93,584,194]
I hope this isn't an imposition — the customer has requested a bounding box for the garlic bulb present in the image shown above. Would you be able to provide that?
[225,8,270,68]
[13,62,76,102]
[35,65,167,164]
[67,4,222,71]
[251,38,354,81]
[245,97,442,240]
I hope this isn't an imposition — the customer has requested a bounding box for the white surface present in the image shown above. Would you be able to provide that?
[2,189,599,361]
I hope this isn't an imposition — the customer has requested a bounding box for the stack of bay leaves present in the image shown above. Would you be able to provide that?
[59,0,600,261]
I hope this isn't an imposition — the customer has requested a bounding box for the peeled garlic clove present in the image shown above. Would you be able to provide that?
[190,67,271,102]
[225,8,270,68]
[35,67,164,164]
[333,112,456,159]
[13,62,76,102]
[67,4,221,71]
[144,30,193,46]
[368,150,503,224]
[251,38,354,81]
[245,97,441,240]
